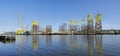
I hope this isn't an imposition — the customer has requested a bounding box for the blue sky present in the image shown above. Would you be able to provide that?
[0,0,120,32]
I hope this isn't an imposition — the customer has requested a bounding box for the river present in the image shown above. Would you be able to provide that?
[0,35,120,56]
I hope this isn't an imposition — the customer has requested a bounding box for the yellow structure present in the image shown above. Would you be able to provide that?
[17,29,25,35]
[88,13,93,24]
[17,29,21,34]
[33,20,39,26]
[82,19,86,25]
[32,20,39,35]
[75,20,79,25]
[16,13,25,35]
[32,35,38,52]
[69,19,73,25]
[88,14,92,20]
[95,13,102,34]
[96,13,102,22]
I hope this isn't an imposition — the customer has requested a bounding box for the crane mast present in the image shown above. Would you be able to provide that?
[17,13,25,35]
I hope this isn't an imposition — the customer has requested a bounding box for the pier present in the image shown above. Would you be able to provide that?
[0,35,15,43]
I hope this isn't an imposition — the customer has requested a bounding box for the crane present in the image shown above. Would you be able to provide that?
[17,13,25,35]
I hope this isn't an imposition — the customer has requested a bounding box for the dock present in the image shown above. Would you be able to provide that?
[0,35,16,43]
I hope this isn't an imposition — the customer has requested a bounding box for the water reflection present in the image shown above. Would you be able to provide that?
[81,35,103,56]
[81,35,88,51]
[17,35,26,56]
[0,39,15,44]
[15,35,103,56]
[95,35,102,56]
[68,35,81,56]
[58,35,103,56]
[32,35,39,52]
[68,35,80,49]
[59,35,68,47]
[46,35,52,45]
[87,35,94,56]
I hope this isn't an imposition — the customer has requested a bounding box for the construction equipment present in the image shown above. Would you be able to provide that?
[59,23,67,33]
[87,13,94,34]
[32,20,39,26]
[95,13,102,34]
[68,19,74,34]
[81,19,87,34]
[75,20,80,33]
[82,19,86,25]
[46,25,52,34]
[69,19,73,25]
[17,13,25,35]
[32,20,39,34]
[75,20,79,25]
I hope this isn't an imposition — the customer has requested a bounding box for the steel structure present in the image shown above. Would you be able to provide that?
[87,14,94,34]
[32,20,39,34]
[46,25,52,34]
[59,23,67,33]
[68,19,74,33]
[81,19,87,34]
[74,20,80,33]
[17,13,25,35]
[95,13,102,34]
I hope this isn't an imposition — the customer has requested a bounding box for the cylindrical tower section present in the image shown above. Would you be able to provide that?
[95,13,102,34]
[32,20,39,34]
[59,23,67,34]
[68,19,73,34]
[75,20,81,33]
[73,20,79,33]
[46,25,52,34]
[87,14,94,34]
[81,19,87,34]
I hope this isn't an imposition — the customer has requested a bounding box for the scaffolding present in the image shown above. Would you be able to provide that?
[87,14,94,34]
[95,13,102,34]
[17,13,25,35]
[32,20,39,34]
[16,13,103,35]
[81,19,87,34]
[59,23,67,33]
[76,20,81,32]
[73,25,77,33]
[74,20,80,33]
[68,19,74,34]
[46,25,52,34]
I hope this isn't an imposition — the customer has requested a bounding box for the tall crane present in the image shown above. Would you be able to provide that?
[17,13,25,35]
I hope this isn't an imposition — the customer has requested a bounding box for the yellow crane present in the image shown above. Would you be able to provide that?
[17,13,25,35]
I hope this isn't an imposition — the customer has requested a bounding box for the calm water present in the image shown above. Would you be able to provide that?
[0,35,120,56]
